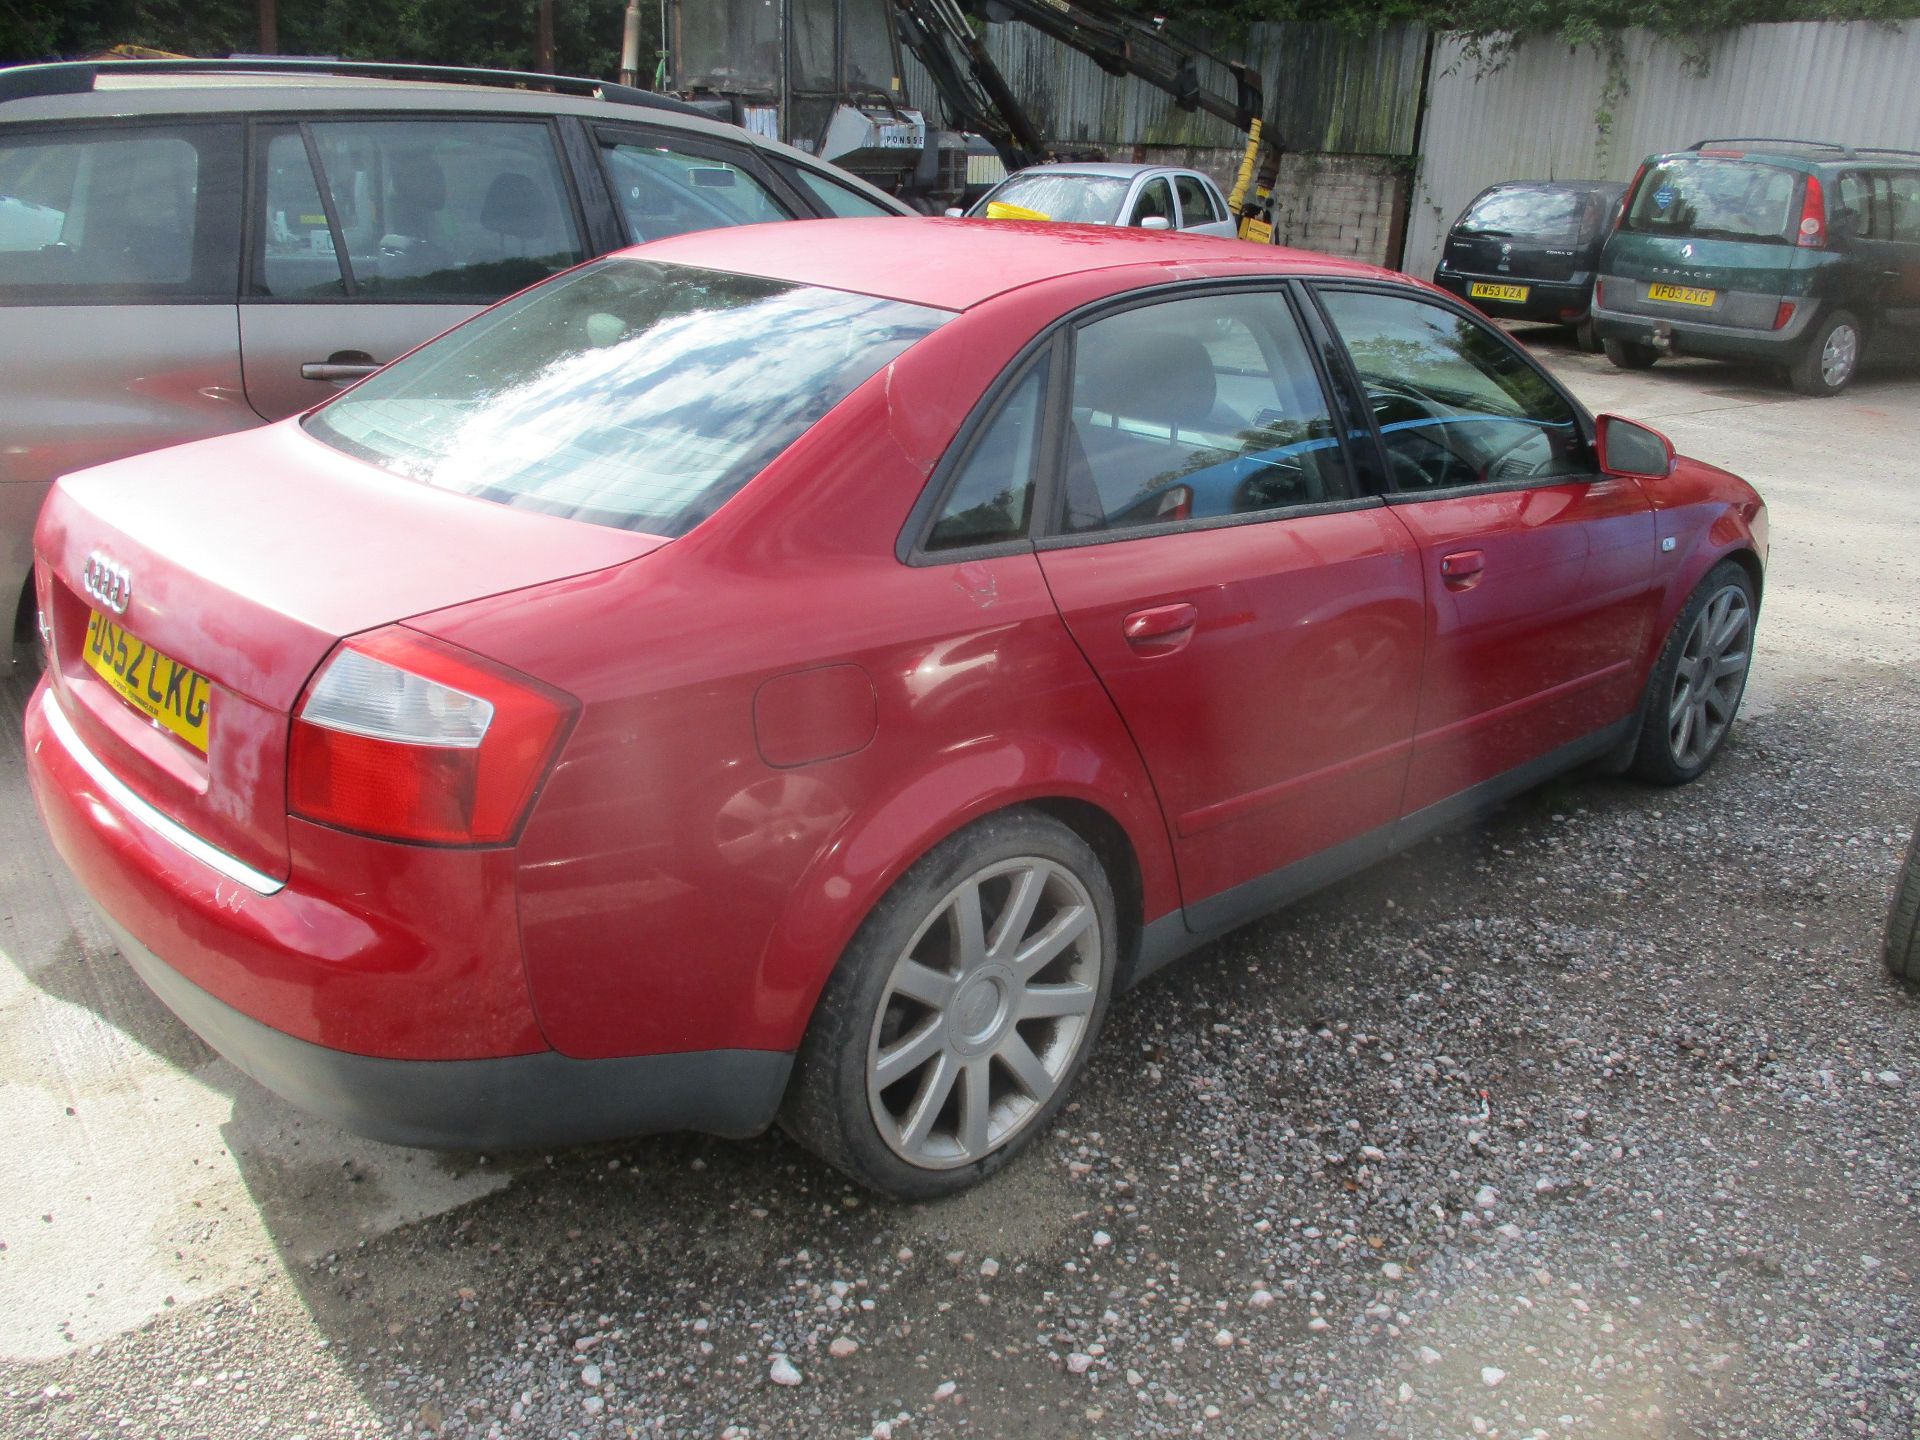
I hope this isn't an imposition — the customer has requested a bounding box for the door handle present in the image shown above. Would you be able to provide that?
[301,350,381,383]
[1123,602,1199,653]
[1439,549,1486,588]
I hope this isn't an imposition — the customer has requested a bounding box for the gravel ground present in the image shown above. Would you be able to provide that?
[3,348,1918,1440]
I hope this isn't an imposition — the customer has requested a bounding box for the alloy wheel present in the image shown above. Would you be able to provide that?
[866,857,1101,1169]
[1667,584,1753,769]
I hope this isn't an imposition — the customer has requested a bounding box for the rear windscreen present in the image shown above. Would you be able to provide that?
[1623,157,1799,244]
[1457,187,1586,241]
[305,259,950,536]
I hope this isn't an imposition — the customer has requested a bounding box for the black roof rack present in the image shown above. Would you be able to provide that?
[1690,136,1849,153]
[0,57,707,116]
[1689,137,1920,162]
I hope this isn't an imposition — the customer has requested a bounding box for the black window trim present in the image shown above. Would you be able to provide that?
[898,275,1386,565]
[238,109,592,306]
[0,115,244,308]
[1300,277,1600,505]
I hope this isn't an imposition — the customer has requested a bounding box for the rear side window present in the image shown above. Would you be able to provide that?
[306,259,949,536]
[601,140,791,242]
[1624,157,1799,245]
[927,356,1048,551]
[1891,172,1920,242]
[1061,291,1351,534]
[295,118,584,301]
[0,126,234,300]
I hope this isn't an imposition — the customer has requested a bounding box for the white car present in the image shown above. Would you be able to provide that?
[956,161,1239,237]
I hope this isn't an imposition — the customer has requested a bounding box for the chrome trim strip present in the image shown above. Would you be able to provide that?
[42,691,286,897]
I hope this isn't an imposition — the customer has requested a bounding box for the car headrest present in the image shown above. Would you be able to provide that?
[481,171,546,240]
[1080,332,1216,432]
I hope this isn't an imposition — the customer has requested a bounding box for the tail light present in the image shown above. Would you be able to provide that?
[1594,280,1607,307]
[1773,301,1797,330]
[289,627,573,846]
[1795,175,1826,248]
[1614,164,1647,230]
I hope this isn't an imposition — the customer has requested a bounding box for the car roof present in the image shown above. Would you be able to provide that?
[0,61,913,214]
[1478,179,1624,194]
[631,216,1390,312]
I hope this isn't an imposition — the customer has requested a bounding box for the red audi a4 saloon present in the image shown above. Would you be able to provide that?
[26,220,1767,1197]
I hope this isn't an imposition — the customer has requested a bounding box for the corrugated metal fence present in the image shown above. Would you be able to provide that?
[898,19,1428,157]
[1405,21,1920,277]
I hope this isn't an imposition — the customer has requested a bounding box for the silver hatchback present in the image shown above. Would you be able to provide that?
[0,58,911,661]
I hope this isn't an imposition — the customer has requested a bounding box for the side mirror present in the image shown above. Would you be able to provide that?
[1595,413,1674,479]
[1138,215,1172,231]
[943,207,964,218]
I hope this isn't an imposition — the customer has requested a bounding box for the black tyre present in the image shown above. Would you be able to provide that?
[1573,317,1603,353]
[1629,561,1756,786]
[1887,819,1920,984]
[1788,308,1863,396]
[1604,337,1659,370]
[780,808,1117,1199]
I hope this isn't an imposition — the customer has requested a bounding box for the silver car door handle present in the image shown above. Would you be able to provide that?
[301,361,381,382]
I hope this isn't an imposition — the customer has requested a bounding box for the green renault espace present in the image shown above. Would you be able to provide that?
[1591,138,1920,395]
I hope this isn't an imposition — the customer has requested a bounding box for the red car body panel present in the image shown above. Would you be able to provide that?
[1037,508,1425,906]
[1392,476,1660,814]
[23,220,1768,1148]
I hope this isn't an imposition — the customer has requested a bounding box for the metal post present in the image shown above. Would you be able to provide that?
[536,0,555,73]
[620,0,644,87]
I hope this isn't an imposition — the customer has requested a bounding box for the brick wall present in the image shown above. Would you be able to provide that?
[1128,144,1414,270]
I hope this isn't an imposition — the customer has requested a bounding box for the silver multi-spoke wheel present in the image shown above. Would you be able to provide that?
[1666,583,1752,770]
[1820,322,1859,389]
[866,856,1100,1170]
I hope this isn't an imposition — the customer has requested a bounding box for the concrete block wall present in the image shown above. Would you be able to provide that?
[1130,144,1413,270]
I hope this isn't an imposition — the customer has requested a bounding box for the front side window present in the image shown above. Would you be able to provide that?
[1061,291,1351,534]
[1130,178,1174,227]
[1174,174,1219,227]
[307,259,949,536]
[787,165,897,219]
[1317,287,1586,493]
[927,357,1048,551]
[0,128,207,295]
[602,140,791,242]
[303,118,583,301]
[1623,157,1799,245]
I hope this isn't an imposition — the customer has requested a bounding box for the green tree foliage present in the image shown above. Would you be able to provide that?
[0,0,660,77]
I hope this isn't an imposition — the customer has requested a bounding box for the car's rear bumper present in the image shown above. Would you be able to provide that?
[1590,275,1819,360]
[1432,270,1595,323]
[26,679,791,1148]
[99,906,790,1149]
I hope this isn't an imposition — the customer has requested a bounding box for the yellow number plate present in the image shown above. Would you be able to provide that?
[1648,283,1717,307]
[1469,281,1531,303]
[83,611,211,753]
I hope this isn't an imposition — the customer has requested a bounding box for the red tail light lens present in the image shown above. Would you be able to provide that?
[1594,279,1606,307]
[289,627,573,845]
[1773,301,1797,330]
[1796,174,1826,248]
[1614,164,1647,230]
